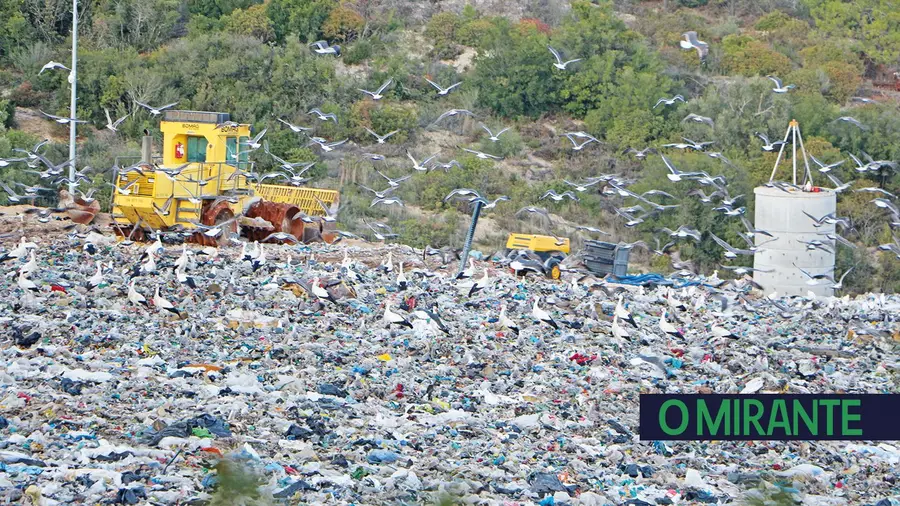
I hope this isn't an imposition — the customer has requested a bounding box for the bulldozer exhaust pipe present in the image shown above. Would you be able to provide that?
[140,134,152,164]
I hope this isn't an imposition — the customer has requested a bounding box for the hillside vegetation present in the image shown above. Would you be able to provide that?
[0,0,898,292]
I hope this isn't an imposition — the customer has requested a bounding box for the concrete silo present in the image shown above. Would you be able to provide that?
[752,187,836,297]
[751,120,837,297]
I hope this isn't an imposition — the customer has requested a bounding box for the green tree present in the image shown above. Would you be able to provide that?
[92,0,181,51]
[225,4,275,42]
[322,5,365,42]
[471,20,560,117]
[267,0,333,43]
[424,11,462,58]
[720,35,793,77]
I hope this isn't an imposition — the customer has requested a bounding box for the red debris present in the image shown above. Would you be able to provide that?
[569,353,597,366]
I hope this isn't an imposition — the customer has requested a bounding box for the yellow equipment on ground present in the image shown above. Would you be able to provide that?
[504,233,569,279]
[111,110,339,245]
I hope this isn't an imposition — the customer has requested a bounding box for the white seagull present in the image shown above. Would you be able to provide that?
[767,75,795,93]
[480,123,510,142]
[104,108,129,131]
[679,31,709,60]
[384,301,413,329]
[532,298,559,330]
[365,128,399,144]
[654,95,685,108]
[153,286,180,315]
[359,78,393,100]
[424,77,462,95]
[134,100,179,116]
[548,45,581,70]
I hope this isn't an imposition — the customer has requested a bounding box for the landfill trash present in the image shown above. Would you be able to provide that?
[1,233,899,505]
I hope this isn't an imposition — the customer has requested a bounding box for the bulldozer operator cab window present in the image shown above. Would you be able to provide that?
[186,136,207,163]
[226,138,238,166]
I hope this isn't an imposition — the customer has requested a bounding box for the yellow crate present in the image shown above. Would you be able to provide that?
[255,184,339,216]
[505,233,570,254]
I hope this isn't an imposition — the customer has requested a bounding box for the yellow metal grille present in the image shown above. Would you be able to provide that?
[118,174,155,197]
[255,184,338,216]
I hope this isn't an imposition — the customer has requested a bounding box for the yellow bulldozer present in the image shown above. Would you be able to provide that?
[110,110,338,246]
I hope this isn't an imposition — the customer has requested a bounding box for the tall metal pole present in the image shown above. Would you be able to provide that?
[68,0,78,194]
[791,122,797,185]
[456,201,484,278]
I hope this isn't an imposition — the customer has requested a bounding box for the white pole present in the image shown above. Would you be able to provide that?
[68,0,78,195]
[796,128,813,186]
[791,124,797,185]
[768,123,793,182]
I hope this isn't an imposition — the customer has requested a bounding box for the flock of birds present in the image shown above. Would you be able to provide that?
[3,31,899,302]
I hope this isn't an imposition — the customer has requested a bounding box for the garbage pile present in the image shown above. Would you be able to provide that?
[1,231,899,505]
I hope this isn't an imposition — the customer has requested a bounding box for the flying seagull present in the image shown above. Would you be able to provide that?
[39,111,86,125]
[433,109,475,124]
[564,132,598,151]
[278,118,313,133]
[240,128,268,150]
[134,100,178,116]
[461,147,502,160]
[809,154,844,173]
[548,46,581,70]
[308,108,338,123]
[104,108,129,132]
[755,132,786,152]
[40,61,70,74]
[835,116,867,130]
[679,31,709,61]
[653,95,685,108]
[365,128,399,144]
[710,233,755,258]
[375,170,412,188]
[359,78,393,100]
[682,113,714,128]
[480,123,510,142]
[767,76,795,93]
[407,150,440,171]
[310,40,341,56]
[850,96,876,104]
[424,77,462,95]
[623,147,657,160]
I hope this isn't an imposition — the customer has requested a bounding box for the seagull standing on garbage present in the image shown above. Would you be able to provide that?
[612,314,630,341]
[153,286,180,315]
[128,279,149,308]
[310,277,338,304]
[456,258,475,280]
[498,304,519,335]
[18,272,39,292]
[468,269,489,297]
[379,251,394,273]
[384,301,413,329]
[140,235,163,262]
[532,298,559,330]
[413,302,451,335]
[659,310,684,341]
[86,261,103,290]
[615,294,639,328]
[711,325,739,340]
[396,262,408,291]
[132,253,157,278]
[0,236,36,263]
[176,266,198,289]
[18,251,38,276]
[251,243,266,272]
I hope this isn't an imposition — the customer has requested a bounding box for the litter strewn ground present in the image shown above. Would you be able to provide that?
[1,225,899,506]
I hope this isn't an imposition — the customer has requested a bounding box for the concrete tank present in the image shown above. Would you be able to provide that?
[752,186,836,297]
